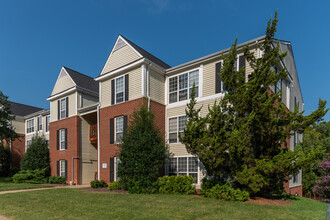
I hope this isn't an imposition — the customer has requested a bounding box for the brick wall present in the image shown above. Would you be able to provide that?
[99,98,165,183]
[8,133,25,168]
[49,116,80,184]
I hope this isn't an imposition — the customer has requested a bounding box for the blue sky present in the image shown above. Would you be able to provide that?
[1,0,329,120]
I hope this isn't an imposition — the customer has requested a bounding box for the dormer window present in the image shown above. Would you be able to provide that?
[111,75,129,105]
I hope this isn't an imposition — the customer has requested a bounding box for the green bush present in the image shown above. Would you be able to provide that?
[107,181,122,191]
[201,181,249,202]
[20,136,49,173]
[48,176,66,184]
[12,168,48,184]
[157,176,196,195]
[10,167,20,177]
[126,180,158,194]
[90,180,107,188]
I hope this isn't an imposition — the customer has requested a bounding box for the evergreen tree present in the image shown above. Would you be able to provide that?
[181,12,328,196]
[20,135,49,173]
[0,90,18,142]
[302,121,330,194]
[0,142,11,176]
[118,104,168,193]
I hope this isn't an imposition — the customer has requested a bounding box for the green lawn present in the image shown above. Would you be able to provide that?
[0,188,326,220]
[0,177,51,192]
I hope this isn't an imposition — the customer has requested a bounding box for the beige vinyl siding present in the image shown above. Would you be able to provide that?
[203,59,218,98]
[78,93,98,108]
[100,67,141,109]
[150,69,165,104]
[50,92,76,122]
[51,74,75,96]
[79,117,97,184]
[12,117,25,134]
[101,45,140,75]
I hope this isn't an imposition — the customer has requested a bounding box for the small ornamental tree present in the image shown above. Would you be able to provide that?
[20,135,50,174]
[0,91,18,142]
[313,157,330,197]
[180,11,328,196]
[0,142,11,176]
[118,104,168,193]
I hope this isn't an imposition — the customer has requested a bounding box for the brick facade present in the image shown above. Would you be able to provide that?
[49,116,80,184]
[99,98,165,183]
[9,133,25,168]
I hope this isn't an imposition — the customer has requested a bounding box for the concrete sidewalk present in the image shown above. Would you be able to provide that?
[0,184,89,195]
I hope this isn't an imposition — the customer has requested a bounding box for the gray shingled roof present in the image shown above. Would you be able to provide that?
[63,66,99,93]
[9,101,43,117]
[120,35,171,69]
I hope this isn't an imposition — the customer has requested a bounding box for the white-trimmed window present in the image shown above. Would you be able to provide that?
[60,129,66,150]
[116,76,124,104]
[46,116,50,132]
[114,157,121,182]
[169,156,199,184]
[60,160,66,177]
[60,98,67,119]
[27,140,32,148]
[115,116,124,143]
[26,119,35,134]
[169,70,199,104]
[169,116,187,144]
[38,116,43,131]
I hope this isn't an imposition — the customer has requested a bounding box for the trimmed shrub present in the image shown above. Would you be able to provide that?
[48,176,66,184]
[201,181,249,202]
[157,175,196,195]
[12,168,48,184]
[107,181,122,191]
[90,180,107,188]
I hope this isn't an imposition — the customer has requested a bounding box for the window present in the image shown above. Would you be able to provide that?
[169,70,199,104]
[27,140,32,148]
[275,79,281,94]
[115,116,124,143]
[293,173,298,184]
[169,157,199,184]
[116,76,124,104]
[38,116,43,131]
[169,116,187,143]
[59,129,66,150]
[26,119,34,133]
[294,131,298,148]
[60,160,66,178]
[114,157,121,182]
[60,98,67,119]
[46,116,50,132]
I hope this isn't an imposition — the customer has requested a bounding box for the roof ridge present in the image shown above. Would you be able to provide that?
[119,35,171,69]
[63,66,95,79]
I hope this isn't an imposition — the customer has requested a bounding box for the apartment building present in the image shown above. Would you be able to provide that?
[47,35,303,195]
[8,102,50,167]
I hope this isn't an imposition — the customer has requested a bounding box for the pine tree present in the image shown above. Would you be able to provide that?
[118,104,168,193]
[181,11,328,196]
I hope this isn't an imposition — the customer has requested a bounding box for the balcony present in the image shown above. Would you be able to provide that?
[90,124,97,144]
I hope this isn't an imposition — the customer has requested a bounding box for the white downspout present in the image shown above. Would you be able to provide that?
[97,103,100,180]
[147,63,151,111]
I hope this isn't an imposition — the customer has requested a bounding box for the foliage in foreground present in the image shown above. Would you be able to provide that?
[302,121,330,194]
[12,168,48,184]
[0,142,11,177]
[48,176,66,184]
[107,181,122,191]
[180,11,328,196]
[313,157,330,197]
[90,180,107,188]
[118,103,168,193]
[201,180,249,202]
[20,135,50,173]
[157,175,196,195]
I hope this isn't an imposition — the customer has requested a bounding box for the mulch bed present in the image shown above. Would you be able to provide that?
[79,187,127,194]
[245,197,292,206]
